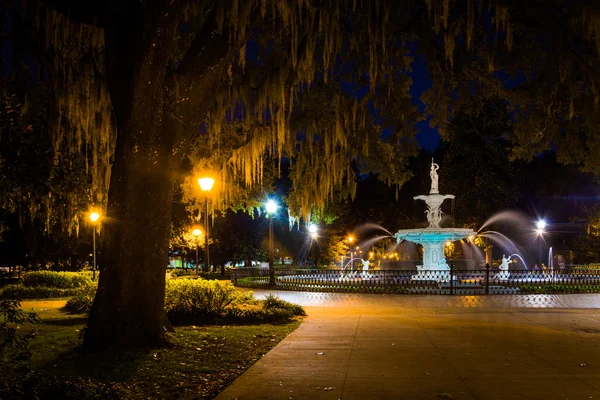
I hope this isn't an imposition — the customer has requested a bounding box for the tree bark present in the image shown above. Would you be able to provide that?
[84,113,177,348]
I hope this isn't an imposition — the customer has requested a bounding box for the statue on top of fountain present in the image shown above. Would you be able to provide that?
[414,159,454,229]
[430,159,440,194]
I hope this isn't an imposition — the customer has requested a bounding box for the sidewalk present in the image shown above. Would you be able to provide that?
[216,292,600,399]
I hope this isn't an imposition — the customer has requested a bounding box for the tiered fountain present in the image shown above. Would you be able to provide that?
[394,160,475,281]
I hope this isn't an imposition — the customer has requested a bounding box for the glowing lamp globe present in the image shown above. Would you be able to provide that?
[198,177,215,192]
[265,200,278,214]
[192,229,202,236]
[536,220,547,230]
[89,212,100,222]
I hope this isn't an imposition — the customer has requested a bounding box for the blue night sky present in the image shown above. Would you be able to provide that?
[409,54,441,151]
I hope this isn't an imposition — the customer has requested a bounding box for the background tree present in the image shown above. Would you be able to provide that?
[440,97,520,228]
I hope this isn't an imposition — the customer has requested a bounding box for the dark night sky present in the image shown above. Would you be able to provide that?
[409,53,441,151]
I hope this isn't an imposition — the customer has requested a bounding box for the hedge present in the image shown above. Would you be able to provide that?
[22,272,91,289]
[64,279,305,324]
[0,285,80,300]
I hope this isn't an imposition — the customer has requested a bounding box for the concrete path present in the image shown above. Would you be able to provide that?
[217,292,600,400]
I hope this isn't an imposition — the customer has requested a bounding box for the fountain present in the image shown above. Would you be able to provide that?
[394,159,475,281]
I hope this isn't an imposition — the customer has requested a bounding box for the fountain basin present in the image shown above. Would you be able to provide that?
[395,228,475,281]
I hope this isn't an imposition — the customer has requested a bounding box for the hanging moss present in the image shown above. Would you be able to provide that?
[43,9,115,233]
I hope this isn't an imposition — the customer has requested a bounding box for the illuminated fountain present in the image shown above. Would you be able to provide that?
[394,160,475,281]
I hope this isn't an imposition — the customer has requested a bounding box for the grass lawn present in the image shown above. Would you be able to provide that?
[3,300,302,399]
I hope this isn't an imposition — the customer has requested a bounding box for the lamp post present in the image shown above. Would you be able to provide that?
[536,219,547,267]
[348,236,354,270]
[89,211,101,280]
[192,228,202,274]
[265,200,278,286]
[198,177,215,273]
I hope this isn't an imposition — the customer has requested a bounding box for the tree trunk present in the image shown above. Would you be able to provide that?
[84,115,176,348]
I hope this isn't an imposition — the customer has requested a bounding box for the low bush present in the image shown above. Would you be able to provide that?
[519,284,600,294]
[165,279,257,324]
[63,279,305,325]
[22,271,91,289]
[64,282,98,314]
[0,285,80,300]
[169,268,195,277]
[1,298,39,361]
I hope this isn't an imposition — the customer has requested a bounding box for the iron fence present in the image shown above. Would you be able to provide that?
[231,265,600,295]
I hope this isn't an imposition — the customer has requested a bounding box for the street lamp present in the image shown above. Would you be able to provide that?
[308,223,318,239]
[536,219,547,267]
[348,236,355,269]
[89,211,101,280]
[265,200,278,286]
[536,219,546,235]
[198,177,215,273]
[192,228,202,274]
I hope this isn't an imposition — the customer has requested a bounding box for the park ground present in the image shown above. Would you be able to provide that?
[217,291,600,400]
[4,299,301,399]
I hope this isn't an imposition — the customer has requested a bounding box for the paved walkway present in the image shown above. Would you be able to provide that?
[217,291,600,400]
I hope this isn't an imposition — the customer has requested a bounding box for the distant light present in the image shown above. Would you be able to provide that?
[198,177,215,192]
[348,236,354,243]
[265,199,278,214]
[89,212,100,222]
[192,229,202,236]
[308,224,318,234]
[536,220,547,230]
[536,228,545,235]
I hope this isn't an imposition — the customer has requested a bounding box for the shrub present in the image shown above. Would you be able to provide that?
[1,298,39,361]
[22,271,91,289]
[519,284,599,294]
[0,285,80,300]
[64,282,98,314]
[164,279,255,324]
[63,279,304,325]
[263,294,306,316]
[169,268,195,277]
[223,295,306,322]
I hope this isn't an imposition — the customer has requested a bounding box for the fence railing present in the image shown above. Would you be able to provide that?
[231,265,600,295]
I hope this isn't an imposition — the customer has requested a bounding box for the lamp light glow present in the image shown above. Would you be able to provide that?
[192,229,202,236]
[198,177,215,192]
[265,199,278,214]
[536,220,547,230]
[89,212,100,223]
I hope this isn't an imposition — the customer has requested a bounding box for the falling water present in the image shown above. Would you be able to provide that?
[343,258,364,270]
[460,241,485,266]
[479,231,521,254]
[356,235,394,252]
[478,210,531,233]
[509,253,529,269]
[355,223,394,236]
